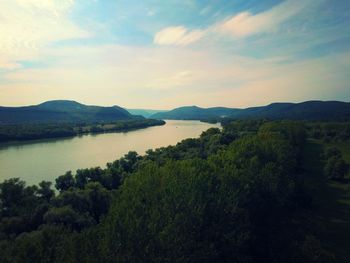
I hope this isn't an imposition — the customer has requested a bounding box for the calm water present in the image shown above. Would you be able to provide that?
[0,120,220,185]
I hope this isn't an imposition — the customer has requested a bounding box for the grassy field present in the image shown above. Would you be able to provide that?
[302,140,350,262]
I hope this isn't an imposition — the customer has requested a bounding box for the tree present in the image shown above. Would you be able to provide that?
[0,178,26,217]
[0,178,38,218]
[55,171,75,191]
[118,151,142,173]
[323,147,341,159]
[44,206,94,230]
[37,181,55,201]
[53,182,111,224]
[84,182,111,222]
[75,167,104,188]
[324,156,349,180]
[0,120,334,262]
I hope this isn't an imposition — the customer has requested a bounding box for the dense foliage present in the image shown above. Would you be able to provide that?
[323,147,349,180]
[0,119,165,142]
[0,120,344,262]
[307,122,350,142]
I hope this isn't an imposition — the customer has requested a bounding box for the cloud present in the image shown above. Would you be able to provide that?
[154,0,314,46]
[15,0,74,16]
[2,39,349,109]
[0,44,209,107]
[0,0,88,69]
[218,0,313,38]
[152,51,350,109]
[0,0,348,109]
[154,26,205,46]
[0,61,22,71]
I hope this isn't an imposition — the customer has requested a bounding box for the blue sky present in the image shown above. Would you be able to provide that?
[0,0,349,109]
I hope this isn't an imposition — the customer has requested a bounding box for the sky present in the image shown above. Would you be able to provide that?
[0,0,349,109]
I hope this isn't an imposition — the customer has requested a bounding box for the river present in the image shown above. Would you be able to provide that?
[0,120,220,185]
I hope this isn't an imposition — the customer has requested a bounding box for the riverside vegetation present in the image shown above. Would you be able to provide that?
[0,119,165,143]
[0,120,349,263]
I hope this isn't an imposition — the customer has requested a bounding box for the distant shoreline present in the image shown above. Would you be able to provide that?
[0,119,166,144]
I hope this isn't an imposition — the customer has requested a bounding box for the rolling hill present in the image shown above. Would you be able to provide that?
[151,101,350,121]
[150,106,237,120]
[126,108,167,118]
[0,100,138,124]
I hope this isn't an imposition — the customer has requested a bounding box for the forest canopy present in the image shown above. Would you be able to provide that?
[0,120,348,262]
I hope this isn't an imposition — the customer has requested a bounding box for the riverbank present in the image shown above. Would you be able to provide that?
[0,120,220,185]
[0,119,165,143]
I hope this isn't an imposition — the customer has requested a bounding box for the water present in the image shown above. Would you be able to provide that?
[0,120,220,185]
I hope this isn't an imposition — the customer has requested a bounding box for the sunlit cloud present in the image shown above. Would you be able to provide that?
[0,60,22,70]
[154,26,205,46]
[0,0,349,108]
[15,0,75,16]
[217,0,313,38]
[0,0,89,69]
[1,41,349,109]
[153,51,350,109]
[154,0,315,46]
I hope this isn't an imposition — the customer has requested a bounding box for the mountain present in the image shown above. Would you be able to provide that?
[127,109,167,118]
[151,106,237,120]
[150,101,350,121]
[230,101,350,120]
[0,100,137,124]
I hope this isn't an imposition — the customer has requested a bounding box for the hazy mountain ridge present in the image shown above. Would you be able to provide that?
[151,106,237,120]
[151,101,350,121]
[0,100,137,124]
[126,108,167,118]
[2,100,350,124]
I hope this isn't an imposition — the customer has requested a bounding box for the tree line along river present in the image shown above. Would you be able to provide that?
[0,120,220,185]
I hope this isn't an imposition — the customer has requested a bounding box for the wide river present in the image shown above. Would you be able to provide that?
[0,120,220,185]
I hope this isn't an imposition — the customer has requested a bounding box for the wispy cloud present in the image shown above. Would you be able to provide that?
[0,0,349,108]
[154,26,205,46]
[154,0,315,46]
[0,0,88,69]
[218,0,313,38]
[2,41,349,108]
[15,0,75,16]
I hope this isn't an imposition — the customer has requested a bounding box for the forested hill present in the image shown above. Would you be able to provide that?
[151,106,236,120]
[151,101,350,121]
[0,100,138,124]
